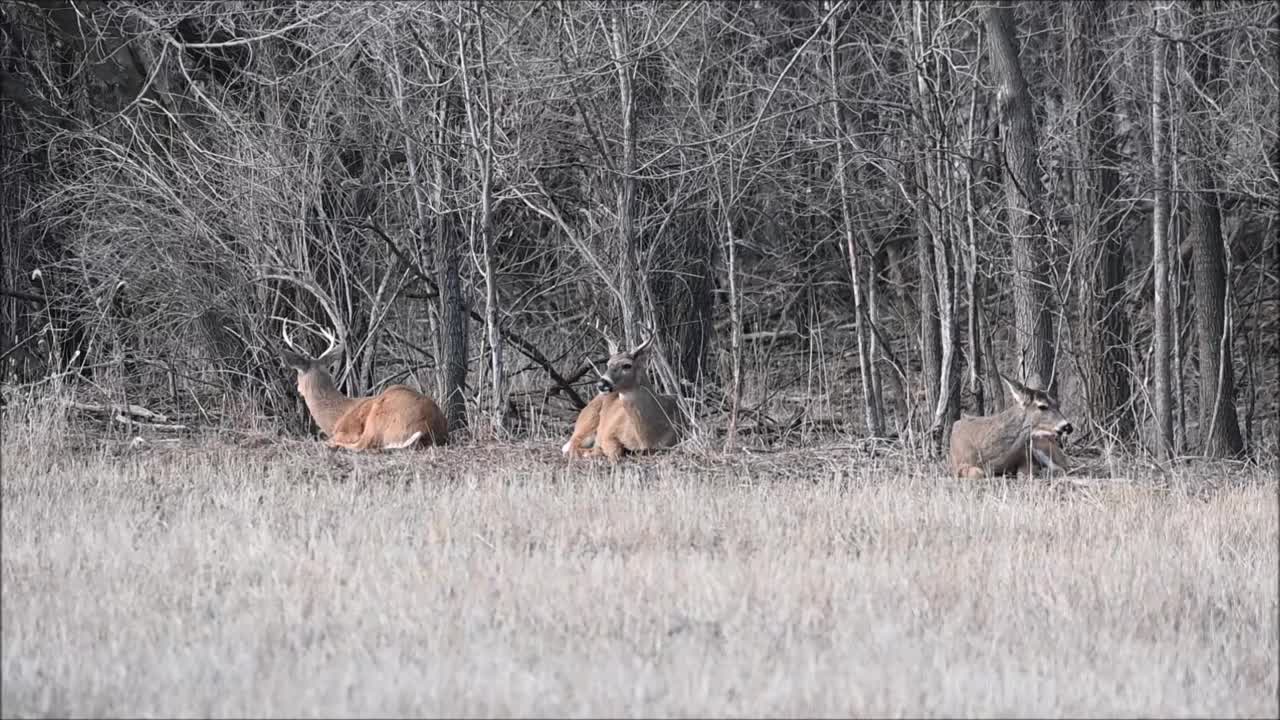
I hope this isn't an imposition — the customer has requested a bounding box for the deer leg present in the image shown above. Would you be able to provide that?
[1031,442,1070,475]
[328,403,375,451]
[597,435,625,463]
[327,427,363,449]
[956,465,986,480]
[562,432,595,458]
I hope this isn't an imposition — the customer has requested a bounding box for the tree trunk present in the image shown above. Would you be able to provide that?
[723,208,742,453]
[828,2,883,438]
[1183,0,1243,457]
[678,217,715,396]
[963,54,988,416]
[458,2,504,435]
[429,70,468,434]
[1066,0,1134,440]
[982,1,1055,392]
[1150,1,1174,458]
[610,5,641,349]
[913,156,942,445]
[910,1,957,452]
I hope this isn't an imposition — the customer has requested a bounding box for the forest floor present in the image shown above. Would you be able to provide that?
[1,407,1277,717]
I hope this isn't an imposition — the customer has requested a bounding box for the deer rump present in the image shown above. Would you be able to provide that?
[328,386,448,451]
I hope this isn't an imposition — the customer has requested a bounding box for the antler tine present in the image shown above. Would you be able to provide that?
[316,326,342,364]
[277,317,303,354]
[586,354,605,381]
[632,323,656,355]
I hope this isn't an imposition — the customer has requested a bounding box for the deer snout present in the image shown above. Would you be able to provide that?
[596,378,614,393]
[1057,421,1074,436]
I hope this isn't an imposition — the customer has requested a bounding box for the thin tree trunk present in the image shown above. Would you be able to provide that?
[964,58,985,417]
[723,208,741,453]
[983,0,1055,392]
[911,3,942,451]
[458,2,503,434]
[610,5,640,349]
[827,3,883,438]
[867,250,885,422]
[1150,1,1174,458]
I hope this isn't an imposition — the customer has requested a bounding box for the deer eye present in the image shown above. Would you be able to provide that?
[1036,402,1049,410]
[619,362,632,370]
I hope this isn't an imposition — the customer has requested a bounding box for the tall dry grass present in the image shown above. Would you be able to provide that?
[1,397,1277,718]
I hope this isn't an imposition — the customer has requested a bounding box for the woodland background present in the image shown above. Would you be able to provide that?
[2,0,1277,460]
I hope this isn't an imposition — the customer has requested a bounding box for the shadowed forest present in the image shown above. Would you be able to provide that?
[2,1,1278,460]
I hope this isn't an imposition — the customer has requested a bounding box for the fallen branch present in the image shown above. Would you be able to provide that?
[0,287,45,304]
[112,414,189,432]
[69,401,171,423]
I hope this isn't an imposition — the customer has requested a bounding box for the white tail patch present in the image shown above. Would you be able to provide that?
[386,431,424,450]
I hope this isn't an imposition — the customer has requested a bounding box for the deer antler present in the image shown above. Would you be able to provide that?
[315,326,342,364]
[276,316,343,364]
[277,316,311,356]
[281,321,299,352]
[585,355,606,382]
[632,323,656,356]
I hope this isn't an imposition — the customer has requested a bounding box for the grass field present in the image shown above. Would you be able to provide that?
[1,404,1277,717]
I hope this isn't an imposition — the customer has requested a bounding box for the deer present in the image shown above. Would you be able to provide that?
[949,375,1074,479]
[561,326,682,462]
[279,324,448,451]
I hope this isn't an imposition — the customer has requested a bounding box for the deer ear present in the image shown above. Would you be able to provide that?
[1002,376,1031,405]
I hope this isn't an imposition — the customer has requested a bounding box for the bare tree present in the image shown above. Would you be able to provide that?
[1180,0,1244,457]
[457,1,504,435]
[983,1,1056,392]
[1065,0,1134,440]
[609,3,643,349]
[1150,1,1175,458]
[827,1,884,438]
[423,35,470,435]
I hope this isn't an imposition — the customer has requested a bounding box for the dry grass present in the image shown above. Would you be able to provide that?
[1,403,1277,718]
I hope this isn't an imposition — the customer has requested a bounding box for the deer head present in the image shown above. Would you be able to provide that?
[592,322,655,395]
[1001,375,1073,440]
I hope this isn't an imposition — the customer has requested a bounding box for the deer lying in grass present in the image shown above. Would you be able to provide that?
[280,325,448,451]
[561,329,682,462]
[949,376,1074,479]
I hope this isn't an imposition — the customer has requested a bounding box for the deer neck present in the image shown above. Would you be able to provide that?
[299,371,362,436]
[619,384,667,422]
[986,405,1033,458]
[617,382,656,405]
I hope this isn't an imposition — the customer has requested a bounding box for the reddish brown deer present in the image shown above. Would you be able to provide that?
[949,376,1074,478]
[280,325,448,451]
[561,328,682,462]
